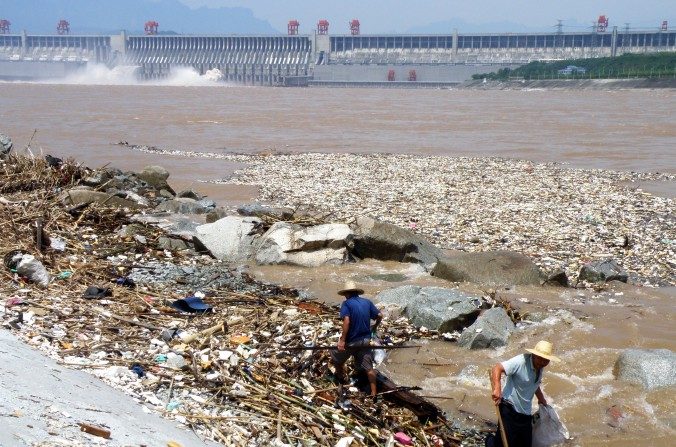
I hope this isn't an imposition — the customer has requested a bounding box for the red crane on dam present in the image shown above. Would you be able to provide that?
[288,19,299,35]
[56,19,70,35]
[0,19,10,34]
[662,21,668,31]
[597,15,609,32]
[145,21,159,35]
[350,19,360,35]
[317,19,329,35]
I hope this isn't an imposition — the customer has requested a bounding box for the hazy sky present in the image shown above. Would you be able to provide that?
[180,0,674,33]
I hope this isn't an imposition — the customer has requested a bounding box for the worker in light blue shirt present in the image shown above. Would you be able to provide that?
[487,340,561,447]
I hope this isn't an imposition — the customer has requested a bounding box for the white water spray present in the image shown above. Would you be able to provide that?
[33,64,229,87]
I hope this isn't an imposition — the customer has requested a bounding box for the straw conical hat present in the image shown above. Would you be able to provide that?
[337,281,364,296]
[525,340,561,362]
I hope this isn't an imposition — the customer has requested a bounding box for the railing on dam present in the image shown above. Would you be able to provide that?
[0,34,111,63]
[329,31,676,64]
[125,35,313,84]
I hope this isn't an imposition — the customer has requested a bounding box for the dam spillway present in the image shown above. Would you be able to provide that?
[123,35,313,83]
[0,28,674,84]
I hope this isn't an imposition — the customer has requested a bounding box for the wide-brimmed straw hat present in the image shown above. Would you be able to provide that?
[525,340,561,362]
[337,281,364,296]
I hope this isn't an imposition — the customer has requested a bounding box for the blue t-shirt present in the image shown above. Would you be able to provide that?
[501,353,542,415]
[339,296,380,344]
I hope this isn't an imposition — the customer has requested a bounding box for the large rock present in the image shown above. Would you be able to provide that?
[543,269,569,287]
[351,216,442,268]
[613,349,676,390]
[81,169,113,188]
[255,222,353,267]
[193,216,263,261]
[136,166,175,194]
[206,207,229,223]
[158,237,189,251]
[376,285,482,332]
[432,251,545,286]
[0,133,13,155]
[131,213,200,239]
[457,307,515,349]
[156,198,214,215]
[62,189,145,209]
[579,259,628,283]
[237,203,294,221]
[176,189,203,201]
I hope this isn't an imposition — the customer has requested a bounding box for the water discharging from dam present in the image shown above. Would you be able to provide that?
[29,64,229,87]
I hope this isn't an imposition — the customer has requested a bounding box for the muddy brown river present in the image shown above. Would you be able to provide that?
[0,80,674,445]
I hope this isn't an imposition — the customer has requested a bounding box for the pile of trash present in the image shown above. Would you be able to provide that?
[0,152,488,445]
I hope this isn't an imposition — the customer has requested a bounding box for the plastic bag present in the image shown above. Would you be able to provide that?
[15,254,50,288]
[370,337,387,366]
[532,404,570,447]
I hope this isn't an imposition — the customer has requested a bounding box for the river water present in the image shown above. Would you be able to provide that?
[0,79,674,445]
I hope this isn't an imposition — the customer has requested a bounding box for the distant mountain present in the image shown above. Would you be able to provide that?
[407,18,593,34]
[1,0,279,35]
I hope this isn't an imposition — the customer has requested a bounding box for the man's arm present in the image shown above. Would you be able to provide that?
[337,316,350,351]
[491,363,505,405]
[371,312,383,333]
[535,386,548,406]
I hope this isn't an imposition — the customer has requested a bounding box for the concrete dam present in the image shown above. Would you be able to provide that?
[0,28,674,85]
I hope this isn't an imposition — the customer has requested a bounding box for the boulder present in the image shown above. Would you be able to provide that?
[237,203,294,221]
[255,222,353,267]
[131,214,200,239]
[193,216,262,261]
[543,269,569,287]
[81,170,113,188]
[457,307,515,349]
[156,198,213,215]
[376,285,482,332]
[62,189,145,209]
[0,133,12,155]
[176,190,203,200]
[579,259,628,283]
[432,251,545,286]
[157,237,189,251]
[136,166,175,194]
[123,191,150,207]
[613,349,676,390]
[159,189,175,199]
[206,207,230,223]
[351,216,442,268]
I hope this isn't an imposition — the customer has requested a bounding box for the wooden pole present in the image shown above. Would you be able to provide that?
[489,369,509,447]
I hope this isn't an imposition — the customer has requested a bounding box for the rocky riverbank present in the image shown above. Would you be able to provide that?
[2,132,675,446]
[0,143,491,446]
[460,78,676,90]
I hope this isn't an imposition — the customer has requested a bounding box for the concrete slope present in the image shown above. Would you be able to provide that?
[0,329,220,447]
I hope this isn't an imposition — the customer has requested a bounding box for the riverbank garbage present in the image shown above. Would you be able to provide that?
[0,152,491,445]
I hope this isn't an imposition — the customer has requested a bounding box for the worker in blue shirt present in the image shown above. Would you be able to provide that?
[331,281,383,402]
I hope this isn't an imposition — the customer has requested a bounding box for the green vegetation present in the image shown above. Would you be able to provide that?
[472,52,676,80]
